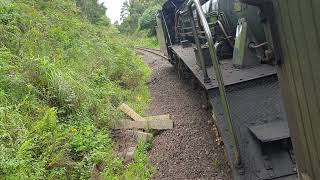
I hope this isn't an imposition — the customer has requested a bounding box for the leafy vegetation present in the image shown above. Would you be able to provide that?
[123,33,160,49]
[119,0,165,36]
[76,0,110,25]
[0,0,153,179]
[139,5,162,36]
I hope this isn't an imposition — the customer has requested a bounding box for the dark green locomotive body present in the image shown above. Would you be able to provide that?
[156,0,302,179]
[207,0,265,42]
[176,0,266,46]
[240,0,320,180]
[158,0,320,179]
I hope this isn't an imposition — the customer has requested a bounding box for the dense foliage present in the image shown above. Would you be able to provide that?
[139,5,162,36]
[119,0,164,36]
[76,0,110,25]
[0,0,153,179]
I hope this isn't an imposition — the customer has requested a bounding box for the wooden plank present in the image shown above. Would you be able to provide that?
[125,130,153,142]
[119,103,145,121]
[114,118,173,130]
[135,131,153,142]
[144,114,170,121]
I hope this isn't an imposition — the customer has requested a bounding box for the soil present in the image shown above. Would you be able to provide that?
[138,50,232,180]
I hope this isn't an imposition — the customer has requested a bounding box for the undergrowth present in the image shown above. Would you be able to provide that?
[122,31,160,49]
[0,0,153,179]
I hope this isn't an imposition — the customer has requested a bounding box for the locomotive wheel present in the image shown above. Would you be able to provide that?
[200,89,210,110]
[174,57,182,79]
[176,58,185,80]
[191,75,199,90]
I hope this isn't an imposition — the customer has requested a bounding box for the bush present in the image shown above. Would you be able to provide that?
[139,5,161,36]
[0,0,152,179]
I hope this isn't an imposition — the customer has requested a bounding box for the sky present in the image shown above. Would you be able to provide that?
[99,0,126,24]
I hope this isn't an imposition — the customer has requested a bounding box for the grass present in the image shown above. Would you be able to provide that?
[129,36,160,49]
[122,31,160,49]
[0,0,154,179]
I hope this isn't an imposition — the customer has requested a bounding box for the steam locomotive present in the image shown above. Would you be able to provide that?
[156,0,320,179]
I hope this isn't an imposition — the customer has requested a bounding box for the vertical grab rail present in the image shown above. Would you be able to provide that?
[188,11,211,83]
[187,0,242,166]
[162,12,173,46]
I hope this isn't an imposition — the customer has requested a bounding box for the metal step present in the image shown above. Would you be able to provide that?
[249,120,290,143]
[208,76,297,180]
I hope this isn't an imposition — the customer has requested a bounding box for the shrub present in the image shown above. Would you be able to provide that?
[0,0,152,179]
[139,5,161,36]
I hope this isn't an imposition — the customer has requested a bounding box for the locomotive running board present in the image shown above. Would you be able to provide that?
[171,45,276,90]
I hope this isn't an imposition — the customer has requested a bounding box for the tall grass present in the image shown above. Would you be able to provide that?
[0,0,153,179]
[122,31,160,49]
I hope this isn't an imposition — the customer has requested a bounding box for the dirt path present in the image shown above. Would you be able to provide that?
[138,50,232,180]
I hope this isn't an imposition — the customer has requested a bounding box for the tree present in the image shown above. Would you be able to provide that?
[75,0,110,25]
[118,0,165,35]
[120,1,130,21]
[139,5,161,36]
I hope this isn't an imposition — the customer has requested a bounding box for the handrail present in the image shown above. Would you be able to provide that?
[162,12,173,46]
[188,9,210,83]
[187,0,242,166]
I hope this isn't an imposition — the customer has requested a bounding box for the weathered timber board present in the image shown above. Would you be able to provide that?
[119,103,145,121]
[114,119,173,130]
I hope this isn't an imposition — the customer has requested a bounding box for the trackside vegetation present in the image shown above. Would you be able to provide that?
[0,0,154,179]
[118,0,165,37]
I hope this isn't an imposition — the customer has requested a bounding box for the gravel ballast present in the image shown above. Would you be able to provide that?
[138,50,232,180]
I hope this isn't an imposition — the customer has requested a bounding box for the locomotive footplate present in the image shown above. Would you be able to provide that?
[208,76,297,180]
[171,45,276,90]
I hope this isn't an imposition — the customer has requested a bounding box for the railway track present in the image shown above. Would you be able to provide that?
[135,47,168,60]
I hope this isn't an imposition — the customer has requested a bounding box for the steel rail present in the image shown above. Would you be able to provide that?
[135,47,169,60]
[187,0,242,166]
[136,47,161,52]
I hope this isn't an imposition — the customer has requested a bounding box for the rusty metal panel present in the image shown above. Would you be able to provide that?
[272,0,320,179]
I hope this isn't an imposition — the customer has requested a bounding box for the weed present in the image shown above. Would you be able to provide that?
[0,0,153,179]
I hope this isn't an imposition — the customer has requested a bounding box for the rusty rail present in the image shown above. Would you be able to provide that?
[135,47,168,60]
